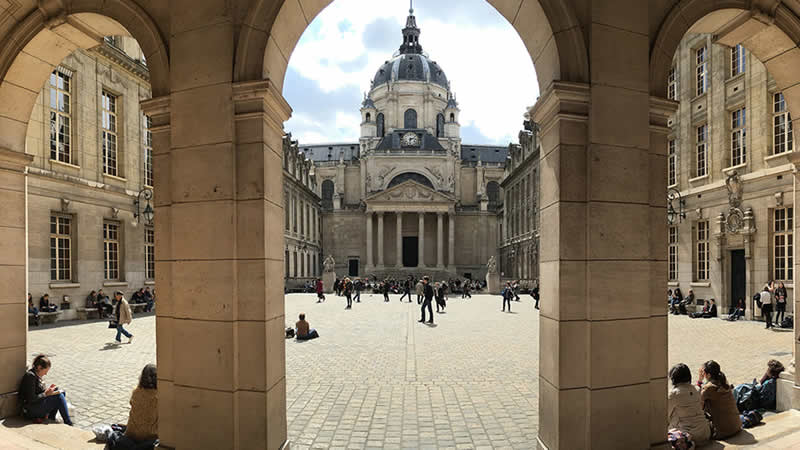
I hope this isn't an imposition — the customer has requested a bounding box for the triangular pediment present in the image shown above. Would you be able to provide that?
[366,180,454,204]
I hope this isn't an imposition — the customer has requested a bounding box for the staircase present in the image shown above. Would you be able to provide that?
[0,417,103,449]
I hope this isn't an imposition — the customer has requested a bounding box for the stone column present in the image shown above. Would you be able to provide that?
[418,212,426,268]
[0,149,32,418]
[448,213,456,269]
[377,212,384,267]
[396,212,403,268]
[436,212,444,268]
[365,212,373,269]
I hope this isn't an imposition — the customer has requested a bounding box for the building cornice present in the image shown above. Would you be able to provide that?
[91,43,150,83]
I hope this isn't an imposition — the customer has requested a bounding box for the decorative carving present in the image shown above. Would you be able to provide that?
[375,166,394,190]
[487,256,497,274]
[111,207,120,218]
[323,255,336,273]
[446,174,455,191]
[726,208,744,233]
[60,198,70,212]
[386,185,433,201]
[428,167,444,187]
[726,171,743,209]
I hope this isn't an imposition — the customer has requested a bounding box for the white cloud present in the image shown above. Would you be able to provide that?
[285,0,538,145]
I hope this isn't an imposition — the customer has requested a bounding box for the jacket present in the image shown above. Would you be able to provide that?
[423,283,434,301]
[701,381,742,439]
[668,383,711,444]
[416,282,424,295]
[116,298,133,325]
[125,387,158,441]
[18,369,46,409]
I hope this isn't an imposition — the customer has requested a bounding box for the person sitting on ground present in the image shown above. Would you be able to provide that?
[698,360,741,439]
[757,359,785,410]
[143,287,155,312]
[19,354,73,426]
[39,294,57,313]
[727,298,746,321]
[690,300,710,319]
[107,364,158,450]
[702,299,718,318]
[131,288,145,305]
[295,313,319,341]
[28,294,40,326]
[668,363,711,446]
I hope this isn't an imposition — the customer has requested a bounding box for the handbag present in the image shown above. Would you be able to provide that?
[108,320,118,329]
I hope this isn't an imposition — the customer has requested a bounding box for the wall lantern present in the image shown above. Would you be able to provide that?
[667,188,686,225]
[134,188,154,226]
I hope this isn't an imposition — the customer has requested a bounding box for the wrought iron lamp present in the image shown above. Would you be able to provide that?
[667,188,685,225]
[134,188,154,226]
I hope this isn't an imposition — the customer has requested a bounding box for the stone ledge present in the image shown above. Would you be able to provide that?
[0,417,103,449]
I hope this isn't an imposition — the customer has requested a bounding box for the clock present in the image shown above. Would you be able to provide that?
[401,132,419,147]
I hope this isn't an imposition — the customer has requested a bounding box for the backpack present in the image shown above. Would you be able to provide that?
[734,382,760,413]
[758,378,777,410]
[781,315,794,329]
[285,327,295,339]
[753,293,762,308]
[740,409,763,428]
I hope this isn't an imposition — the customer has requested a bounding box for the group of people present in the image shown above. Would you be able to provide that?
[27,287,155,327]
[668,359,785,448]
[669,282,792,329]
[755,281,789,329]
[19,355,158,449]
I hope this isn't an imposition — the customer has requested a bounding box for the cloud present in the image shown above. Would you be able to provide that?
[284,0,538,145]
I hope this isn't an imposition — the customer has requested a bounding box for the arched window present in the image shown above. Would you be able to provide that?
[377,113,385,137]
[365,112,371,123]
[321,180,334,210]
[436,113,445,137]
[487,181,500,210]
[387,173,435,189]
[404,109,417,129]
[449,112,455,122]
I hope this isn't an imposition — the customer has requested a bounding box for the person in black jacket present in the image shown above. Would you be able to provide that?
[419,276,434,324]
[502,282,513,313]
[531,283,540,310]
[39,294,57,313]
[382,280,390,302]
[19,354,72,425]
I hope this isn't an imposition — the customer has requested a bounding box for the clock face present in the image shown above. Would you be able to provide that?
[402,132,419,147]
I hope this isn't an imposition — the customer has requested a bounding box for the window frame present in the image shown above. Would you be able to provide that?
[49,69,72,164]
[103,221,121,281]
[143,114,153,187]
[774,207,794,282]
[102,90,119,176]
[696,124,708,177]
[668,139,677,187]
[730,44,746,77]
[773,92,794,155]
[669,226,678,281]
[667,66,677,101]
[695,46,708,96]
[145,226,155,280]
[731,107,747,166]
[696,220,710,281]
[50,214,73,281]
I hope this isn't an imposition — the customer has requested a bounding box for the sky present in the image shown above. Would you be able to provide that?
[283,0,539,146]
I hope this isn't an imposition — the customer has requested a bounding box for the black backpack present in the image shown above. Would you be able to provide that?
[781,315,794,329]
[734,382,760,413]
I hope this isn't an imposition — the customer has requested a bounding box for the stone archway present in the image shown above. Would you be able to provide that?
[0,0,169,424]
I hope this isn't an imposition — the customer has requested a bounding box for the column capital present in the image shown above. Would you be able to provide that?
[528,81,590,131]
[649,96,678,131]
[232,79,292,130]
[0,148,33,171]
[376,211,385,217]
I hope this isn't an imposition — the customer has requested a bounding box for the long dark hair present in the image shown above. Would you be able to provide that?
[669,363,691,386]
[31,354,51,371]
[138,364,157,389]
[702,360,729,387]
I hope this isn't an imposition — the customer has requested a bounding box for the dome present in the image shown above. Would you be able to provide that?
[372,53,448,89]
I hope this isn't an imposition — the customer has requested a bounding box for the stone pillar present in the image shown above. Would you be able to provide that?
[0,149,32,418]
[418,212,426,268]
[377,212,384,268]
[396,212,403,268]
[436,212,444,268]
[365,212,373,269]
[448,213,456,270]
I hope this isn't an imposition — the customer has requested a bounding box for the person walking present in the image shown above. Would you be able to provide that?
[354,278,362,303]
[532,283,540,310]
[415,279,424,305]
[399,277,412,302]
[760,283,774,329]
[419,276,434,324]
[775,281,788,325]
[113,291,133,344]
[512,280,521,301]
[315,278,325,303]
[342,278,353,309]
[462,281,472,299]
[502,282,513,313]
[382,280,390,302]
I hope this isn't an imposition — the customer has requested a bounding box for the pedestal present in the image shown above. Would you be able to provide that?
[322,272,336,294]
[486,272,500,294]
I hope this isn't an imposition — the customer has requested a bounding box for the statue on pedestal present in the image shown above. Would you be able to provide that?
[486,256,500,294]
[323,255,336,273]
[322,255,336,294]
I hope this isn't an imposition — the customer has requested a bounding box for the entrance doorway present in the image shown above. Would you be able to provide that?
[730,249,746,311]
[403,236,418,267]
[348,258,359,277]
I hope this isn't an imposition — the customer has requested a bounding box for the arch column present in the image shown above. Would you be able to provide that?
[436,212,444,268]
[377,212,384,268]
[448,213,455,270]
[0,149,32,418]
[365,212,373,270]
[396,212,403,268]
[418,212,426,268]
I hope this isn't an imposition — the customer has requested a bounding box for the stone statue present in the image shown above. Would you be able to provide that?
[725,171,743,209]
[323,255,336,273]
[487,255,497,274]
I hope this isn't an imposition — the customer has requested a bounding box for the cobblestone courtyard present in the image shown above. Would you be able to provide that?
[28,294,793,449]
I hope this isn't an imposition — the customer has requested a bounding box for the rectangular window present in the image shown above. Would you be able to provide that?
[669,226,678,281]
[668,139,677,187]
[731,108,747,166]
[103,221,120,280]
[668,66,677,101]
[696,46,707,96]
[143,114,153,187]
[145,226,155,280]
[731,44,745,77]
[774,207,794,281]
[284,194,290,231]
[696,221,709,281]
[102,90,119,176]
[50,215,72,281]
[774,93,794,155]
[696,124,708,177]
[49,70,71,164]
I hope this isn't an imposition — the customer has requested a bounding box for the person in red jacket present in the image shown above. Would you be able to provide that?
[315,279,325,303]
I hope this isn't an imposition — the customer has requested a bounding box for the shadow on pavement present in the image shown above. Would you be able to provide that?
[100,343,122,351]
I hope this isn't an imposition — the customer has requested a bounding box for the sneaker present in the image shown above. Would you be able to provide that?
[127,335,133,344]
[418,319,424,323]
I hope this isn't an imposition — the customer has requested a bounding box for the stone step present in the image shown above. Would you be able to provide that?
[0,417,103,449]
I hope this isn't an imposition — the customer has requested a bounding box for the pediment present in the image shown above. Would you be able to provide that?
[366,180,454,204]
